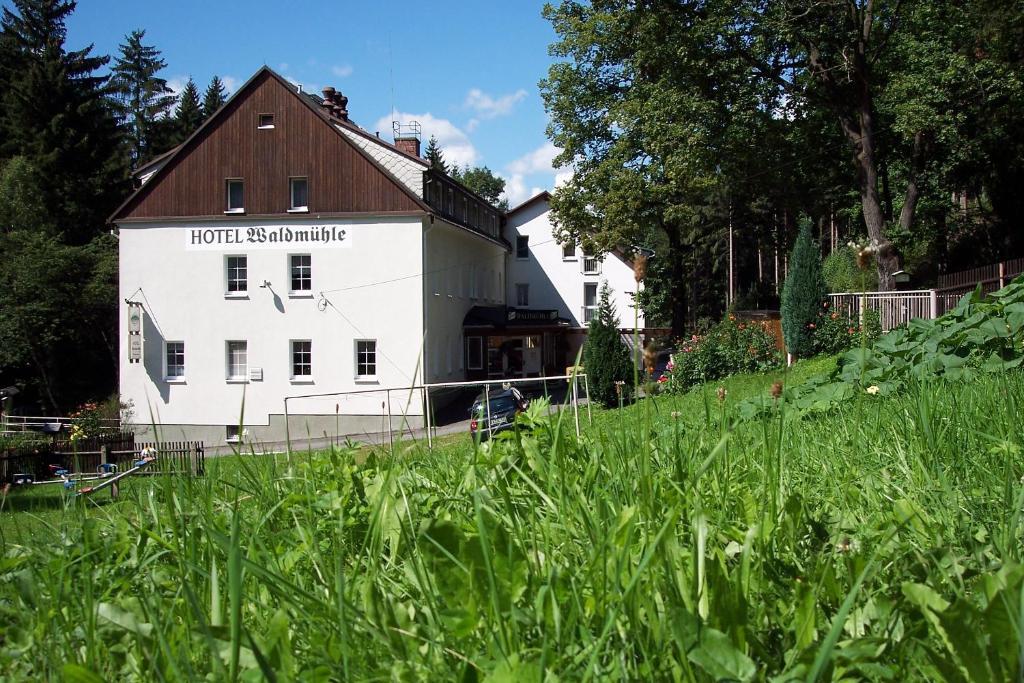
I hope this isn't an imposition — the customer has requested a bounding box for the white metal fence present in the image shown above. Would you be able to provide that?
[828,290,937,332]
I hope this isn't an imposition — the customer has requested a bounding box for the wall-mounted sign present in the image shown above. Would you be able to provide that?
[249,367,263,381]
[185,225,352,251]
[127,303,143,363]
[507,308,559,322]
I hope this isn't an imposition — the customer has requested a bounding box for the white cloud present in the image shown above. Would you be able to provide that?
[502,173,546,208]
[374,111,478,168]
[282,74,319,96]
[464,88,527,120]
[278,62,290,72]
[166,75,189,99]
[331,64,354,78]
[507,141,561,175]
[222,76,240,94]
[554,168,574,187]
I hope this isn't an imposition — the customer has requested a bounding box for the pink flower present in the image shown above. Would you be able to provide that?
[666,361,675,371]
[691,334,699,341]
[657,375,668,383]
[808,323,816,329]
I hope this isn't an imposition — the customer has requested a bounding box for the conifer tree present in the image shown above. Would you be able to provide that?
[173,76,203,143]
[780,218,827,360]
[583,282,634,406]
[110,29,176,164]
[424,135,447,174]
[0,0,128,244]
[202,75,227,119]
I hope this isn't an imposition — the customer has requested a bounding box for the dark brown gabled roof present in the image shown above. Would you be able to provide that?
[109,66,431,223]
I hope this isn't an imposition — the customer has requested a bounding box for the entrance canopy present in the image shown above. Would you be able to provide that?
[463,305,572,332]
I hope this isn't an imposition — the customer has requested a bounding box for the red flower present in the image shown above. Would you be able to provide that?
[831,313,838,320]
[657,375,668,383]
[848,328,855,334]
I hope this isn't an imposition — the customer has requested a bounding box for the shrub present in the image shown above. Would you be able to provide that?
[811,302,882,356]
[583,283,634,406]
[822,246,878,293]
[781,219,827,358]
[661,315,782,393]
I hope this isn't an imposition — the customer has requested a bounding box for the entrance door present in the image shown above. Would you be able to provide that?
[503,338,524,377]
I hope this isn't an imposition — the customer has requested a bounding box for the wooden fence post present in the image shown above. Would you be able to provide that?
[100,445,108,467]
[999,261,1006,289]
[929,289,938,319]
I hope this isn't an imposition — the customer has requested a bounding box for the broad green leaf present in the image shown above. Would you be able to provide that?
[687,626,756,682]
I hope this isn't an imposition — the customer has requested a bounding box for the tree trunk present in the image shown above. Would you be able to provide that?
[898,131,926,234]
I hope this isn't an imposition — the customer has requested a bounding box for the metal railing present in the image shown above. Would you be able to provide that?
[828,290,936,332]
[582,305,599,324]
[1,415,121,434]
[581,255,601,275]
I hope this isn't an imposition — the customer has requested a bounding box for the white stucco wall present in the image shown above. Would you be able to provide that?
[422,220,507,383]
[118,216,426,435]
[505,199,643,329]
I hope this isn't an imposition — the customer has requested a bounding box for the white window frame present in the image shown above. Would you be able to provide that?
[290,339,313,382]
[225,178,244,214]
[515,283,529,307]
[355,339,378,382]
[164,341,185,382]
[226,340,248,382]
[288,176,308,213]
[466,336,483,370]
[516,235,529,260]
[288,253,312,296]
[581,252,602,275]
[257,113,275,129]
[225,255,248,297]
[562,242,577,260]
[583,283,599,324]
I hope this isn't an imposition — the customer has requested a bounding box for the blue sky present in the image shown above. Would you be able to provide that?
[60,0,568,206]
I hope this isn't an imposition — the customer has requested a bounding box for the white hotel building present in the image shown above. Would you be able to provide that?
[113,67,641,444]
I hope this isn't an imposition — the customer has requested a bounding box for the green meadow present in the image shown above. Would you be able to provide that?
[2,353,1021,681]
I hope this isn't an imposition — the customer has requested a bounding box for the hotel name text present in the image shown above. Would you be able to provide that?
[185,226,351,250]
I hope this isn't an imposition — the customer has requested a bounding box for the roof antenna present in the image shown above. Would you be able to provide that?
[388,31,396,123]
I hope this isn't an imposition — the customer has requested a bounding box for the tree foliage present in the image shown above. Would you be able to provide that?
[583,283,634,406]
[781,220,827,359]
[173,76,203,144]
[110,29,176,164]
[202,75,227,119]
[452,165,508,210]
[424,135,447,174]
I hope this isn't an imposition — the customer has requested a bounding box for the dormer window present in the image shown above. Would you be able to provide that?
[288,177,308,212]
[258,113,275,129]
[225,179,244,213]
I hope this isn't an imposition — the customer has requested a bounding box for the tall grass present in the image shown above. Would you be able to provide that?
[1,368,1022,680]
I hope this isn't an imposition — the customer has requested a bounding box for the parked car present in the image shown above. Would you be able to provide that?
[469,387,529,440]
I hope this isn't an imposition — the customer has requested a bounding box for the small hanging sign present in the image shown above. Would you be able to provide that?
[127,303,143,364]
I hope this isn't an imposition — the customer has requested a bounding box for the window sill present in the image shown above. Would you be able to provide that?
[225,437,242,444]
[226,378,249,384]
[224,293,249,300]
[290,378,315,385]
[287,207,309,213]
[224,209,245,215]
[165,378,187,384]
[354,378,379,384]
[257,125,275,130]
[563,257,578,262]
[288,292,314,299]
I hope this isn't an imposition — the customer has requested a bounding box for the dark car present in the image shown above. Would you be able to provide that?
[469,387,528,440]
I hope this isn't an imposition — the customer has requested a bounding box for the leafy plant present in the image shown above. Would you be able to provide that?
[812,302,882,356]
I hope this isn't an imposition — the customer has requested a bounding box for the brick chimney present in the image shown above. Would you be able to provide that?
[319,87,350,123]
[392,120,422,158]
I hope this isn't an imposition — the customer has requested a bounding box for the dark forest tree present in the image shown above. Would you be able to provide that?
[424,135,447,174]
[202,75,227,119]
[110,29,176,164]
[174,76,203,144]
[452,165,508,210]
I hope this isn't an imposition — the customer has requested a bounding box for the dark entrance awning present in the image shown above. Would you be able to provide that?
[463,306,572,331]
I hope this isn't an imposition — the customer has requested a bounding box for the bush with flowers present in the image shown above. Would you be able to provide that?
[660,315,782,393]
[68,401,105,442]
[811,301,882,356]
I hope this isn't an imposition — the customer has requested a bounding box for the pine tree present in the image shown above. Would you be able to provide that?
[110,29,176,164]
[583,282,634,406]
[173,76,203,143]
[424,135,447,174]
[780,218,827,359]
[0,0,129,244]
[202,75,227,119]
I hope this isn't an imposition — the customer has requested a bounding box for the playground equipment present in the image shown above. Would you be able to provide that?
[11,447,159,498]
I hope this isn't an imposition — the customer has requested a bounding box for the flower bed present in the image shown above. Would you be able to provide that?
[660,315,782,393]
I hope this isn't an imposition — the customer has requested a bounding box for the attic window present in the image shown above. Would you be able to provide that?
[258,113,275,129]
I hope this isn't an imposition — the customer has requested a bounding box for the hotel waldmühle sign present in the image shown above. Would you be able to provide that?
[185,225,351,250]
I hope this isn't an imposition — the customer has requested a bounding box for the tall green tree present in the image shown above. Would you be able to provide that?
[202,75,227,119]
[173,76,203,144]
[780,220,827,359]
[452,165,508,210]
[424,135,447,174]
[0,0,128,245]
[583,283,634,406]
[110,29,176,164]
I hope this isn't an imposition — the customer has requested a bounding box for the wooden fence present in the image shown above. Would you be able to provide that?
[0,435,204,484]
